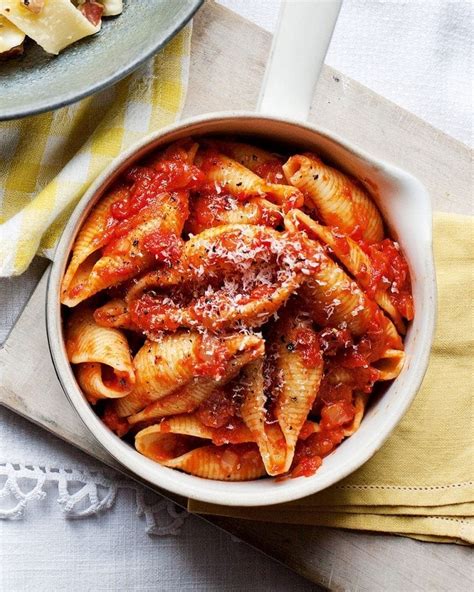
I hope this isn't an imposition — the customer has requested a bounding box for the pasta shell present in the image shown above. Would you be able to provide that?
[270,313,324,472]
[65,306,135,403]
[283,154,383,243]
[240,360,288,475]
[116,332,264,418]
[203,140,278,173]
[186,193,282,234]
[61,187,128,305]
[125,267,184,304]
[137,413,254,444]
[135,424,266,481]
[75,363,130,404]
[128,225,307,333]
[158,414,215,439]
[127,379,219,426]
[372,348,405,380]
[61,190,188,307]
[300,256,404,356]
[166,444,266,480]
[196,150,303,209]
[299,251,377,336]
[114,332,202,417]
[343,393,368,437]
[127,334,265,425]
[286,210,406,333]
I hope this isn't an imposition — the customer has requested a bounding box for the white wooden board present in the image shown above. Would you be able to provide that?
[1,2,472,590]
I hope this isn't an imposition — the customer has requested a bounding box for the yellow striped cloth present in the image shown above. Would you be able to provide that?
[0,25,192,276]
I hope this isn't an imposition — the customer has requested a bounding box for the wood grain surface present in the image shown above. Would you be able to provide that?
[1,1,472,590]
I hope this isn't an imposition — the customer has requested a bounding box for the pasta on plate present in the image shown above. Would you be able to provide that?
[62,136,414,481]
[0,0,122,57]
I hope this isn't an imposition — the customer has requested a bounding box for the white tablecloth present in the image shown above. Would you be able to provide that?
[1,2,472,591]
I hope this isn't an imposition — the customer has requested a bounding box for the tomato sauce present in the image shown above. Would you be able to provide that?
[194,334,232,380]
[187,189,238,233]
[294,327,321,368]
[320,401,356,430]
[196,386,236,429]
[142,230,183,265]
[318,366,379,407]
[290,427,345,478]
[211,419,250,446]
[254,159,286,184]
[101,405,130,438]
[100,157,203,256]
[129,292,183,333]
[359,238,414,320]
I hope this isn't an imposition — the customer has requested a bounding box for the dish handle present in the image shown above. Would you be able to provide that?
[257,0,342,122]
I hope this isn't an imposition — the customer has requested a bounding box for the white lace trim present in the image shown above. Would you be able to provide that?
[0,462,188,535]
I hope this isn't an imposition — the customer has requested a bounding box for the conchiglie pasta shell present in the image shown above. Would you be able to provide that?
[61,187,128,305]
[114,332,201,417]
[240,360,266,441]
[135,428,199,463]
[240,360,287,476]
[125,267,184,304]
[189,273,303,332]
[117,332,264,418]
[196,150,303,208]
[127,379,218,426]
[65,306,135,402]
[127,334,265,424]
[61,191,188,307]
[128,225,304,332]
[75,362,131,404]
[283,154,383,243]
[187,195,281,234]
[182,224,304,329]
[372,348,405,380]
[271,315,324,472]
[343,393,368,437]
[286,210,406,333]
[301,259,403,350]
[165,444,266,480]
[182,223,277,276]
[205,140,277,172]
[135,424,266,481]
[299,252,376,336]
[158,414,215,439]
[93,298,137,331]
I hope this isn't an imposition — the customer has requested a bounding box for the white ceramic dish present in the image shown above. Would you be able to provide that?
[46,2,436,506]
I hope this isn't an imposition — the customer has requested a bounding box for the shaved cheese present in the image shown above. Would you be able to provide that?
[0,0,100,55]
[0,14,25,53]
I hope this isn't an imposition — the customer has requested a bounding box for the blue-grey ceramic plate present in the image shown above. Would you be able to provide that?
[0,0,203,121]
